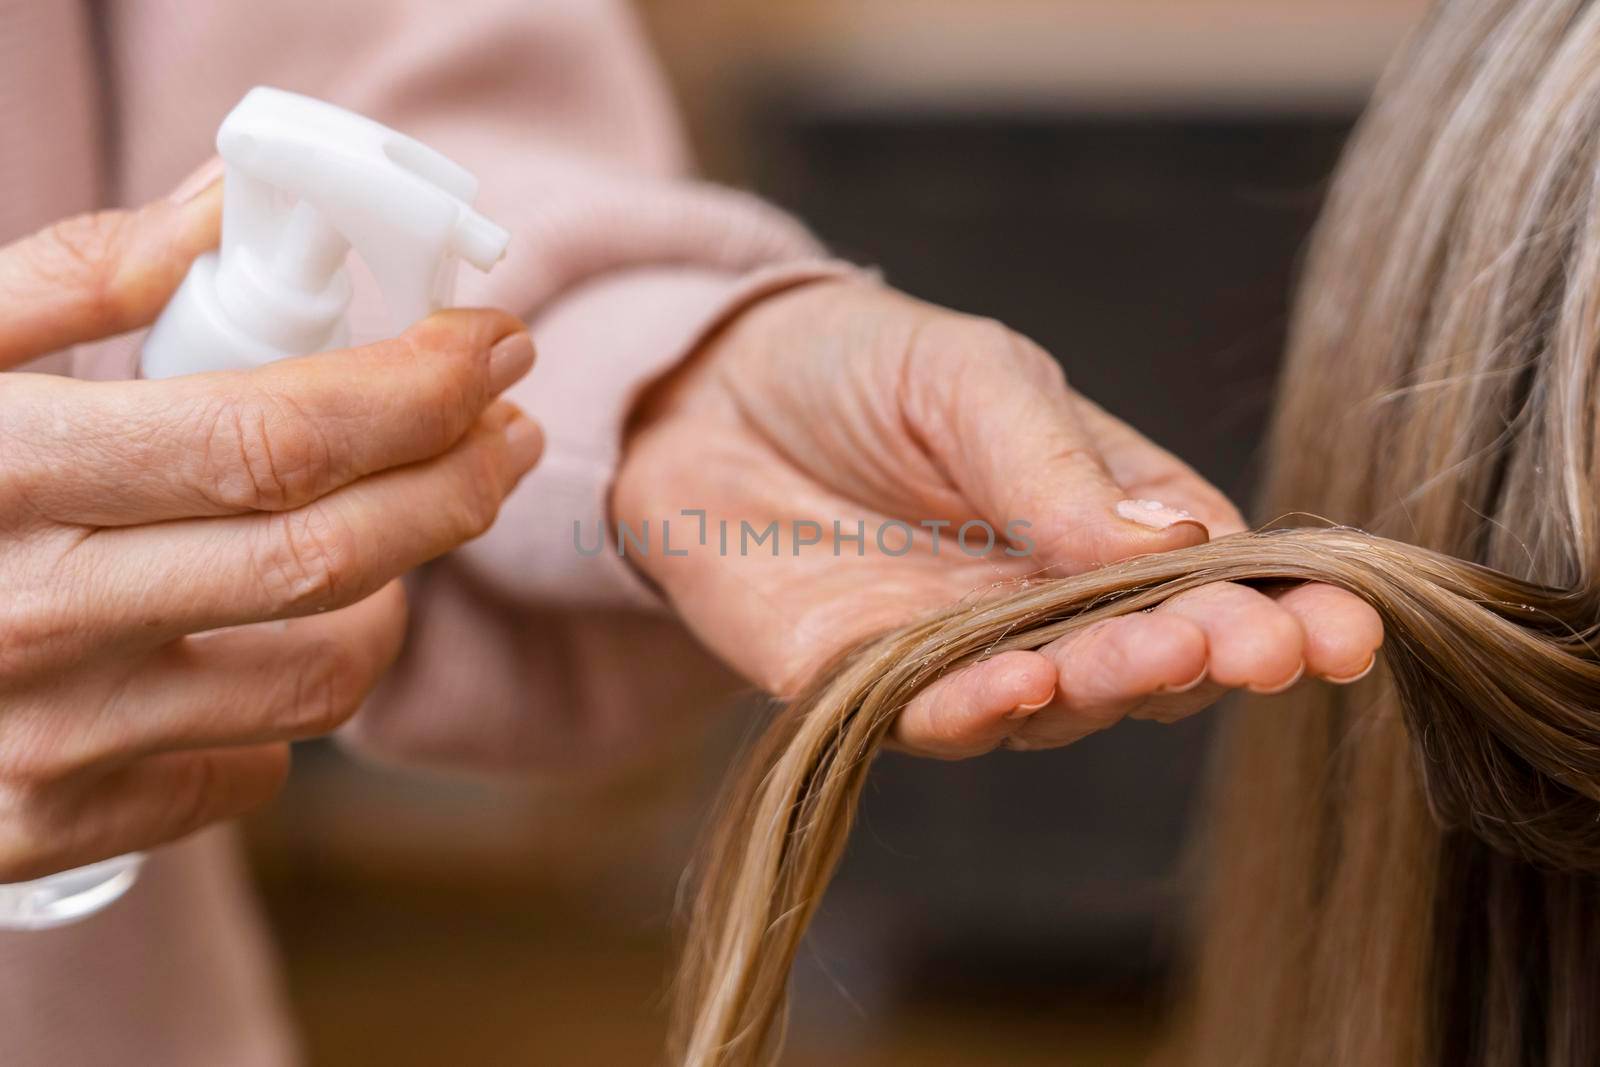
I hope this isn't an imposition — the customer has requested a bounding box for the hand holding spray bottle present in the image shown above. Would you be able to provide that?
[0,87,510,929]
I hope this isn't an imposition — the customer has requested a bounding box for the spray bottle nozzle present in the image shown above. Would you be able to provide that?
[143,87,511,379]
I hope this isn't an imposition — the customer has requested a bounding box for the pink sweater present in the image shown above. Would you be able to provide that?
[0,2,850,1061]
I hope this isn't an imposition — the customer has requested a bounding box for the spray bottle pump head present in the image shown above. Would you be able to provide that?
[142,87,510,379]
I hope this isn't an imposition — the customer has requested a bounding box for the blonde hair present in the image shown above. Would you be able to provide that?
[673,2,1600,1064]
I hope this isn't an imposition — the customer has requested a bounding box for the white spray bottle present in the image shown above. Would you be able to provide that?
[0,87,510,929]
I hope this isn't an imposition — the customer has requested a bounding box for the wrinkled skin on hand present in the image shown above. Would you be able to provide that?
[0,171,541,878]
[617,280,1382,758]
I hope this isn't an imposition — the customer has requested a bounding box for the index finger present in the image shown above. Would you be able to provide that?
[5,308,533,527]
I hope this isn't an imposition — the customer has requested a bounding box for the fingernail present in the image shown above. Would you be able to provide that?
[488,331,536,393]
[168,157,225,205]
[1249,663,1305,696]
[1158,665,1208,695]
[503,413,544,474]
[1006,698,1052,720]
[1324,656,1377,685]
[1116,499,1209,536]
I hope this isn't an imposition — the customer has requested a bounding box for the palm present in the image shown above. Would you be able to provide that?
[639,418,1041,693]
[617,281,1382,757]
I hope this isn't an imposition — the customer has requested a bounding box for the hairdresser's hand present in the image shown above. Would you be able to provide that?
[0,179,541,879]
[617,280,1381,757]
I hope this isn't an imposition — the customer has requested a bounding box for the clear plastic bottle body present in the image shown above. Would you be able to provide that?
[0,854,145,930]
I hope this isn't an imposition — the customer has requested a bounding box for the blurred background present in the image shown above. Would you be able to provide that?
[241,2,1428,1064]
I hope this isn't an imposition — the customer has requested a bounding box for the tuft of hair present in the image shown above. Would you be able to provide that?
[672,529,1600,1066]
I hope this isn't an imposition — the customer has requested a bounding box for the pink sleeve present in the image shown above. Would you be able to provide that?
[92,0,862,771]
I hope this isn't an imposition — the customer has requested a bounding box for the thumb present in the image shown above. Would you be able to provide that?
[931,331,1209,574]
[0,158,222,369]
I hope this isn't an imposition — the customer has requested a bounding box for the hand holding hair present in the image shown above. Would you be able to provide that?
[615,279,1383,759]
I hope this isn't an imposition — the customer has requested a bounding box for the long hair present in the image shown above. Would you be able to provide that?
[1189,3,1600,1064]
[671,3,1600,1064]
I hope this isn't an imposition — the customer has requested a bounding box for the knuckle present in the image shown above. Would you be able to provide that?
[919,699,978,753]
[928,312,1005,346]
[954,316,1022,356]
[1254,606,1306,655]
[908,315,1006,374]
[904,314,1065,421]
[922,315,1048,371]
[950,316,1064,388]
[0,671,147,787]
[194,393,334,511]
[0,782,69,882]
[0,715,77,789]
[0,382,47,513]
[0,602,38,681]
[0,745,73,793]
[0,589,82,681]
[1069,628,1143,728]
[164,750,288,840]
[1015,334,1066,384]
[1168,583,1234,613]
[397,329,482,449]
[285,640,370,735]
[161,756,221,838]
[254,506,361,613]
[445,445,506,542]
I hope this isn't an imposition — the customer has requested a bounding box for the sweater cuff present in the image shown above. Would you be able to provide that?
[453,257,864,610]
